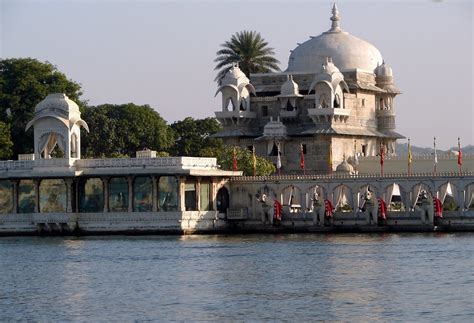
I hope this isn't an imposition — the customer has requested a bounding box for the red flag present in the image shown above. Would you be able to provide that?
[324,199,334,217]
[433,197,443,218]
[300,144,305,170]
[378,198,387,220]
[232,147,237,171]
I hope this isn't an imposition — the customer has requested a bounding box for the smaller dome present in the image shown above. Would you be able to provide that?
[336,157,354,173]
[35,93,80,115]
[280,75,302,97]
[220,64,250,87]
[375,61,393,77]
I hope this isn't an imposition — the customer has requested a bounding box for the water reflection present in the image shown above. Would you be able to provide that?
[0,233,473,321]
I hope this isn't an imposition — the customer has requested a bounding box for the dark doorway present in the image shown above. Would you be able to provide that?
[216,187,230,214]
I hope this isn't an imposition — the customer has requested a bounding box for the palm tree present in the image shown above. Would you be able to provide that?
[214,30,280,83]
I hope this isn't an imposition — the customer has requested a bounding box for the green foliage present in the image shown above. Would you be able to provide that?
[206,146,275,176]
[81,103,173,158]
[214,30,280,82]
[170,117,224,156]
[0,58,84,158]
[0,121,13,159]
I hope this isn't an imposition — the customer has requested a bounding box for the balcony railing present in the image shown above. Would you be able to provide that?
[307,107,351,123]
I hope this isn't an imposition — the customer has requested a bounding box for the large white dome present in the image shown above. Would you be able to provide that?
[287,4,383,73]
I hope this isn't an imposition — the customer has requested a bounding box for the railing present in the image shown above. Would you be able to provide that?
[76,157,218,169]
[0,157,218,171]
[227,208,249,220]
[231,171,474,182]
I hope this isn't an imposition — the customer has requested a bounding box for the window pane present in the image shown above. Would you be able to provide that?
[79,178,104,213]
[185,181,197,211]
[40,179,66,213]
[134,177,152,212]
[0,180,13,214]
[159,176,178,211]
[200,181,211,211]
[109,177,128,212]
[19,180,35,213]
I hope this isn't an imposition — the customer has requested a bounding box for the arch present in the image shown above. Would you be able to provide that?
[438,181,458,211]
[281,185,302,207]
[384,183,405,212]
[333,184,353,211]
[25,114,69,132]
[464,183,474,209]
[411,182,433,210]
[216,187,230,213]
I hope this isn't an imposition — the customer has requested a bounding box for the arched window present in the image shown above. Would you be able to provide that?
[334,94,340,108]
[319,94,328,108]
[286,99,294,111]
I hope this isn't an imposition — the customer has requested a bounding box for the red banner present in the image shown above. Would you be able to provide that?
[274,200,282,221]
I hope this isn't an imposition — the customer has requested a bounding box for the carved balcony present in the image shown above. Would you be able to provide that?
[215,110,256,126]
[279,109,298,119]
[307,107,351,123]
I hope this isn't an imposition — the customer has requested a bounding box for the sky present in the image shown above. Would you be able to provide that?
[1,0,472,149]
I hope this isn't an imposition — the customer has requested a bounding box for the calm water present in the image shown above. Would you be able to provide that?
[1,233,473,321]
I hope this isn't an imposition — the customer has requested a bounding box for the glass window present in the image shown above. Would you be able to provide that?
[185,180,197,211]
[40,179,66,213]
[18,180,35,213]
[78,178,104,213]
[109,177,128,212]
[0,180,13,214]
[200,181,211,211]
[134,177,153,212]
[158,176,178,211]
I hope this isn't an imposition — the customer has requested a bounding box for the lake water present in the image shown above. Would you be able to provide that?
[1,233,473,321]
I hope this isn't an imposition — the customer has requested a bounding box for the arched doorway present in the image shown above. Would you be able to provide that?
[216,187,229,214]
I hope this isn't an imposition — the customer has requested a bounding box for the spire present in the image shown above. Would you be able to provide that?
[329,2,341,33]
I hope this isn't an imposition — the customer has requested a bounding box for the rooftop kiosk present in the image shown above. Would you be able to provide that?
[0,94,241,234]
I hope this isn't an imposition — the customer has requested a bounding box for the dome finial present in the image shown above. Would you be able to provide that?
[329,2,341,32]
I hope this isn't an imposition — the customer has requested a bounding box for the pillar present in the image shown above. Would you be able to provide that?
[12,180,18,214]
[196,177,201,211]
[352,191,359,212]
[457,189,465,211]
[152,176,158,212]
[65,178,74,213]
[102,177,109,213]
[404,190,411,212]
[210,178,217,211]
[127,176,134,212]
[34,179,40,213]
[178,176,186,212]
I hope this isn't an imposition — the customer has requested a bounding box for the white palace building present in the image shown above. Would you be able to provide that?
[0,4,473,235]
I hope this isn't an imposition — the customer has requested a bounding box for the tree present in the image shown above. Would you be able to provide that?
[81,103,174,158]
[214,30,280,82]
[170,117,224,157]
[210,146,276,176]
[0,121,13,160]
[0,58,84,158]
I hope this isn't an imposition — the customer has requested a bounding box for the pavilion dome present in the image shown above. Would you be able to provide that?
[280,75,302,97]
[220,64,250,87]
[286,4,383,73]
[375,61,393,77]
[34,93,80,115]
[336,157,354,174]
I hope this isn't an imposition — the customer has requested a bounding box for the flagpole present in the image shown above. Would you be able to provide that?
[407,138,412,176]
[458,137,462,175]
[433,137,437,175]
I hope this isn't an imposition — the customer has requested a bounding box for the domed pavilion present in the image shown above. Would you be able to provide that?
[214,3,403,174]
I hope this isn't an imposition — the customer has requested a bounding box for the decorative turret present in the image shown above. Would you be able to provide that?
[25,93,89,162]
[277,75,302,119]
[214,64,257,126]
[307,57,350,123]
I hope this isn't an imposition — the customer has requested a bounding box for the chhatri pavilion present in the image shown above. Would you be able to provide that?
[214,4,403,174]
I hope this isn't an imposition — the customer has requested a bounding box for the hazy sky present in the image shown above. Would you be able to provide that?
[1,0,472,149]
